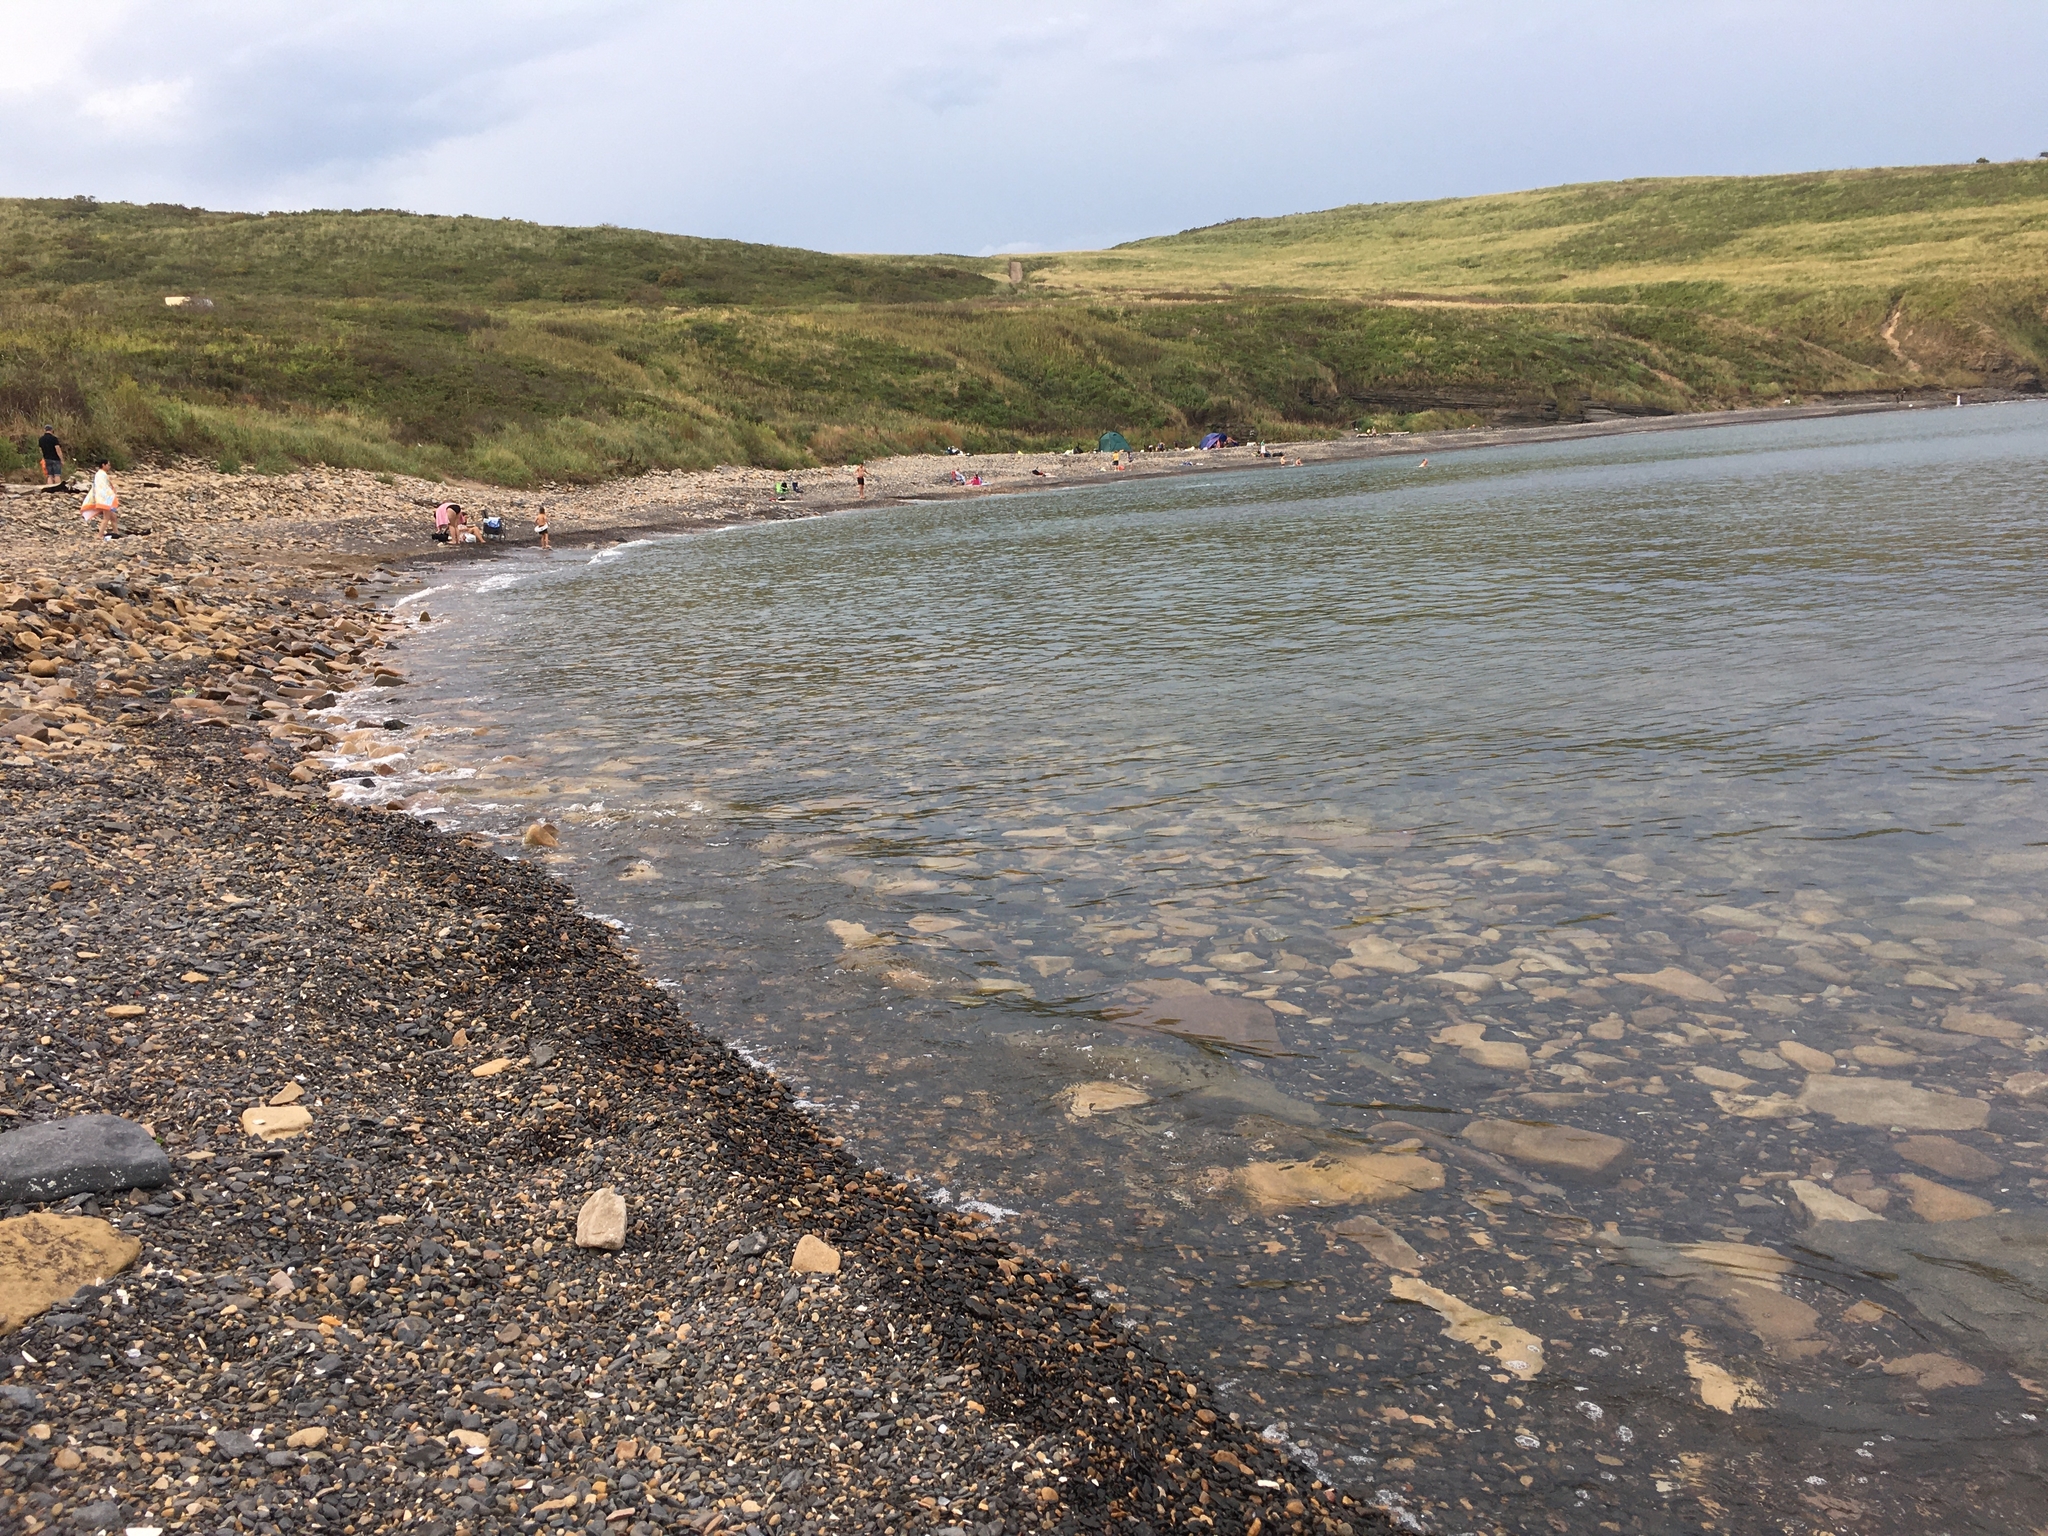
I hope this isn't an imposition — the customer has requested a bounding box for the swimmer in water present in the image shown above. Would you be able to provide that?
[1419,458,1430,468]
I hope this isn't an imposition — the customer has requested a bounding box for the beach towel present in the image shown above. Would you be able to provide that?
[81,468,118,517]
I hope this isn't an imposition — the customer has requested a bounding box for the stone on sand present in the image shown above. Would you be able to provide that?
[1236,1152,1442,1210]
[520,821,559,848]
[1896,1135,2000,1182]
[574,1187,627,1251]
[1895,1172,1996,1223]
[0,1114,170,1204]
[791,1234,841,1275]
[1788,1179,1883,1225]
[1615,966,1727,1004]
[0,1214,141,1334]
[1459,1117,1630,1175]
[240,1104,313,1142]
[286,1426,329,1449]
[1797,1075,1989,1131]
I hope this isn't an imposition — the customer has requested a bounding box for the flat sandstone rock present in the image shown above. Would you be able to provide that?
[1788,1179,1883,1225]
[575,1187,627,1251]
[0,1115,171,1204]
[1799,1213,2048,1372]
[1459,1118,1629,1174]
[1236,1152,1442,1209]
[1895,1135,2000,1182]
[1113,980,1280,1053]
[0,1213,141,1334]
[791,1234,842,1275]
[1796,1075,1989,1132]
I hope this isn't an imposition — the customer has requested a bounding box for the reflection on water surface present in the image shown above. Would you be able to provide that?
[337,406,2048,1533]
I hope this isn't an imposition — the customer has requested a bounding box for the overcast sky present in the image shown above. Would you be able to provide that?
[6,1,2044,255]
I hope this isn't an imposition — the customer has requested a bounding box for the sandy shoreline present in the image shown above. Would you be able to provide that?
[2,393,1985,582]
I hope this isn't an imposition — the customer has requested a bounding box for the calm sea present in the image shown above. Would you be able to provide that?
[337,405,2048,1533]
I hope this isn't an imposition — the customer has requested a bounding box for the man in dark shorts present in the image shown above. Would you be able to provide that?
[37,426,62,486]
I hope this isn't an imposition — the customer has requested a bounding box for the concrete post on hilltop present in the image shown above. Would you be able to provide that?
[1009,259,1024,285]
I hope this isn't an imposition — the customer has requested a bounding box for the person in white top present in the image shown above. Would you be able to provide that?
[81,460,119,540]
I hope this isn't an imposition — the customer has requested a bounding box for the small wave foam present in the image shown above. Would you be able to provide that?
[391,584,453,609]
[476,573,524,593]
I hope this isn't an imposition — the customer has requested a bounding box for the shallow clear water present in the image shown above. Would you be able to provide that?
[339,406,2048,1533]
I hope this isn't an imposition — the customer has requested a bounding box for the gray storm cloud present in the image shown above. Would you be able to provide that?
[2,0,2043,252]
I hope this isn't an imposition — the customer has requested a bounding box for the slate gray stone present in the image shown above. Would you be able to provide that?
[68,1500,125,1532]
[0,1115,170,1204]
[1798,1212,2048,1371]
[214,1429,261,1458]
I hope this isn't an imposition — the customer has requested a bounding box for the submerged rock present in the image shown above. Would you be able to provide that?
[1615,966,1727,1003]
[1459,1118,1629,1175]
[1060,1081,1151,1119]
[1235,1151,1442,1209]
[1894,1173,1995,1223]
[1797,1075,1990,1131]
[1112,979,1280,1053]
[1895,1135,2000,1182]
[1389,1276,1542,1378]
[1788,1179,1882,1225]
[1799,1213,2048,1371]
[0,1115,170,1204]
[1328,1214,1424,1271]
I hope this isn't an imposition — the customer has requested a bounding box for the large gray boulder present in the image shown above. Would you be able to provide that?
[1798,1212,2048,1372]
[0,1115,171,1204]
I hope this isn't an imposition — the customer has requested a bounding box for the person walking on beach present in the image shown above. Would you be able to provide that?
[37,426,63,486]
[81,459,118,539]
[535,506,551,551]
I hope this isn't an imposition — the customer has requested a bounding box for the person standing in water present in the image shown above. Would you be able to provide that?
[535,506,551,551]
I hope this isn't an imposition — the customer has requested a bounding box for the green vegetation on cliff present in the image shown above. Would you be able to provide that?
[4,162,2044,484]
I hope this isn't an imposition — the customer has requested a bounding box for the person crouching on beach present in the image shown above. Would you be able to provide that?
[535,506,551,551]
[432,502,455,543]
[81,459,119,539]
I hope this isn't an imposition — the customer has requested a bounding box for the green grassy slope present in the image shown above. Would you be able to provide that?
[4,165,2043,485]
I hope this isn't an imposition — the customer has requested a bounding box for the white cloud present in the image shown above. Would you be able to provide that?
[0,0,2043,251]
[79,78,193,136]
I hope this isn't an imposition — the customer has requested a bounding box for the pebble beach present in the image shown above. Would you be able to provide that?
[0,488,1373,1534]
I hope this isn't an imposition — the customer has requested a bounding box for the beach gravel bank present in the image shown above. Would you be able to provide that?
[0,558,1371,1532]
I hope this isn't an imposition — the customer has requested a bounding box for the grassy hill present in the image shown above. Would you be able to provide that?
[4,163,2045,485]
